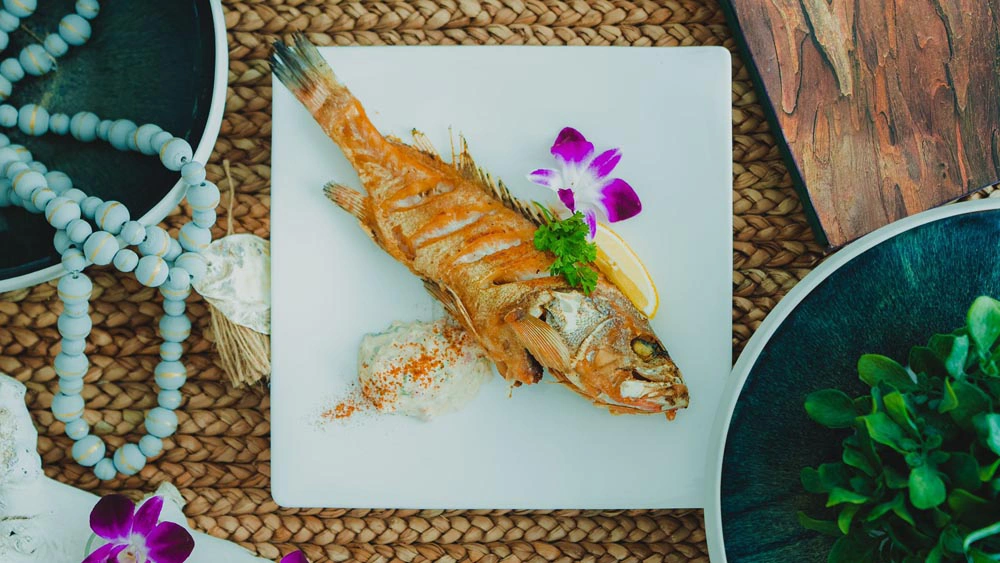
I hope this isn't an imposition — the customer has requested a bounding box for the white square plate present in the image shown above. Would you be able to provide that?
[271,46,732,509]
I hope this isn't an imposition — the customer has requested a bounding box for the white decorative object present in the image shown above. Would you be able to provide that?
[0,374,268,562]
[192,233,271,334]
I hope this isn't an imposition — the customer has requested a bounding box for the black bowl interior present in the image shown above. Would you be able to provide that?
[720,208,1000,562]
[0,0,215,280]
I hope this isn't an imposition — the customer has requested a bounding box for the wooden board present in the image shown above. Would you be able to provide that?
[724,0,1000,248]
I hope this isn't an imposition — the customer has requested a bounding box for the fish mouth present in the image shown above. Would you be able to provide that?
[617,379,689,412]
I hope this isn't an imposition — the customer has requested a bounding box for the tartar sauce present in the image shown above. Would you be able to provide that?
[357,317,492,420]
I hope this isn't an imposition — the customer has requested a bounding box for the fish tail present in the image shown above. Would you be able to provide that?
[271,34,386,155]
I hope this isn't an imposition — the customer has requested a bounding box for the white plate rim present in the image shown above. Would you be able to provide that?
[0,0,229,293]
[705,196,1000,562]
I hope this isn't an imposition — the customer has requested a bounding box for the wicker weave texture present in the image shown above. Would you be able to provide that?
[0,0,854,561]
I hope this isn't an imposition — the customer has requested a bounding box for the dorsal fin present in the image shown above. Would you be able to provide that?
[408,130,548,226]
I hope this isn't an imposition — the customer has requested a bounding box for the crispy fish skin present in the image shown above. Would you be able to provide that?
[272,35,688,415]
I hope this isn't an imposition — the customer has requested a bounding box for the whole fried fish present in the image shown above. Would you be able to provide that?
[272,35,688,415]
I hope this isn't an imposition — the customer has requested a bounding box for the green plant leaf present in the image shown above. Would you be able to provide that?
[909,465,947,509]
[964,521,1000,555]
[968,296,1000,357]
[949,380,991,429]
[975,412,1000,456]
[827,487,870,507]
[946,488,988,517]
[979,458,1000,481]
[829,535,875,563]
[883,391,917,434]
[858,354,916,390]
[947,335,970,377]
[819,463,850,489]
[796,512,841,537]
[862,412,909,452]
[940,378,960,413]
[968,549,996,563]
[910,345,945,378]
[867,492,905,522]
[801,467,824,493]
[884,465,910,489]
[843,446,876,477]
[837,504,859,535]
[943,453,981,491]
[805,389,858,428]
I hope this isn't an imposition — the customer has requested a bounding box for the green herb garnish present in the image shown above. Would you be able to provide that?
[533,205,598,294]
[801,296,1000,562]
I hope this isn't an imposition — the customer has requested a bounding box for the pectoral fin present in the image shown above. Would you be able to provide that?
[505,310,571,370]
[324,182,381,244]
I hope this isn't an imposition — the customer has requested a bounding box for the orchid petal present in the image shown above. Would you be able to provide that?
[527,168,560,189]
[583,209,597,238]
[90,495,135,543]
[81,542,116,563]
[557,189,575,212]
[587,148,621,180]
[553,127,586,146]
[280,550,311,563]
[132,496,163,538]
[599,178,642,222]
[108,545,128,562]
[145,522,195,563]
[551,127,593,165]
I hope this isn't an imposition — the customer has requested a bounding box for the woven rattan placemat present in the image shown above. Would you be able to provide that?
[9,1,996,561]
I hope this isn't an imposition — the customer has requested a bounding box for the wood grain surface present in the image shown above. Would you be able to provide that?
[726,0,1000,247]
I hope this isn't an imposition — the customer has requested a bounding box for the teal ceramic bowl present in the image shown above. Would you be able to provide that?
[706,199,1000,562]
[0,0,226,292]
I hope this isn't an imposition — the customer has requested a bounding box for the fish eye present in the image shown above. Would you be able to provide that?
[631,337,656,359]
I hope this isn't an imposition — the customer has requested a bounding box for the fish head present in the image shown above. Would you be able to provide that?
[506,287,688,415]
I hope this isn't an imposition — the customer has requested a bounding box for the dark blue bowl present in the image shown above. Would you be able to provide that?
[707,199,1000,562]
[0,0,225,291]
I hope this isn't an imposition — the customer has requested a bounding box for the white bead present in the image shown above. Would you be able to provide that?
[144,407,178,438]
[19,44,51,76]
[0,10,16,32]
[163,299,185,316]
[175,252,207,282]
[159,138,192,171]
[28,160,46,173]
[60,338,86,355]
[97,119,111,141]
[45,170,72,193]
[134,124,161,155]
[30,187,54,210]
[17,104,48,136]
[52,393,84,422]
[158,390,182,410]
[108,119,137,151]
[113,444,145,476]
[151,131,173,153]
[12,169,45,198]
[49,112,70,134]
[61,247,87,273]
[62,188,87,203]
[138,225,170,256]
[54,352,88,378]
[65,218,93,244]
[139,435,162,458]
[76,0,99,19]
[72,436,106,467]
[11,144,31,162]
[0,75,10,100]
[164,239,182,262]
[53,230,73,254]
[0,58,21,82]
[178,223,210,252]
[181,162,205,185]
[64,418,89,440]
[112,249,138,273]
[58,14,91,46]
[135,255,169,287]
[160,343,183,362]
[70,111,99,142]
[3,0,35,18]
[95,201,129,234]
[44,33,68,57]
[119,220,145,245]
[83,231,118,265]
[94,458,115,480]
[45,196,81,229]
[79,195,102,218]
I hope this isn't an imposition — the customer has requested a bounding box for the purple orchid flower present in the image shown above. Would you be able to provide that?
[528,127,642,238]
[83,495,195,563]
[280,550,309,563]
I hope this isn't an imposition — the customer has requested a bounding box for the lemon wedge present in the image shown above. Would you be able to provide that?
[593,224,660,318]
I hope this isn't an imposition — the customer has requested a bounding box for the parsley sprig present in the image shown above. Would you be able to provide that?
[801,296,1000,562]
[532,205,598,294]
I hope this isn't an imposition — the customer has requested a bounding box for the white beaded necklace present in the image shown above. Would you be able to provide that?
[0,0,217,480]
